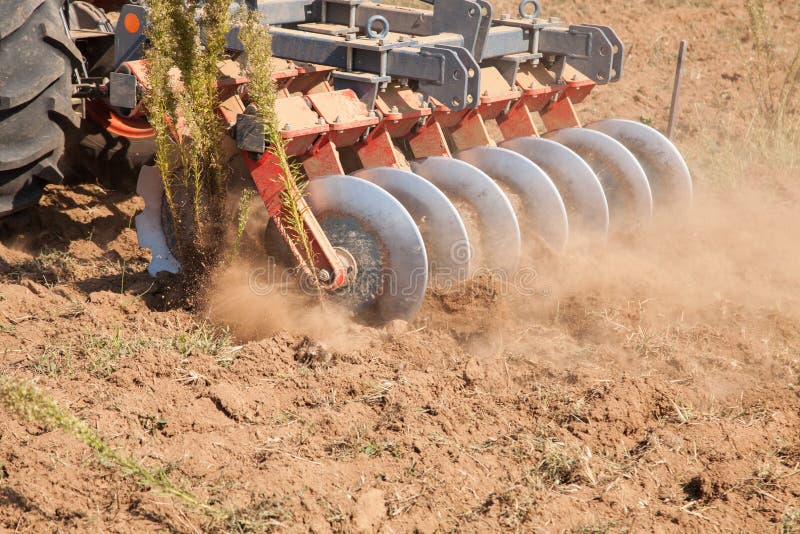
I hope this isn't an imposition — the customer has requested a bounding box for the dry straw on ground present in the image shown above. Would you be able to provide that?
[0,378,224,520]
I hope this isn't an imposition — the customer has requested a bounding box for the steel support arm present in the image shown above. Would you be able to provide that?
[251,0,623,83]
[269,27,479,109]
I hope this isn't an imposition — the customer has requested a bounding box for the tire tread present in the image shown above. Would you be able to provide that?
[0,0,75,217]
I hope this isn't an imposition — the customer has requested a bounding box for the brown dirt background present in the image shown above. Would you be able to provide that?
[1,0,800,532]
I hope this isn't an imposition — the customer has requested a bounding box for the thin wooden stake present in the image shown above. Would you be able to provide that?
[667,40,688,140]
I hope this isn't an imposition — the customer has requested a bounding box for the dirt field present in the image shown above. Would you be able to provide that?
[1,0,799,532]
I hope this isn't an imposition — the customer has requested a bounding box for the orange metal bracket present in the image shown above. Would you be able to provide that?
[540,96,581,131]
[243,149,348,288]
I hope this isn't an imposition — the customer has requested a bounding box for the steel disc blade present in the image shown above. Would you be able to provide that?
[410,156,521,275]
[455,146,569,254]
[500,136,609,238]
[307,175,428,322]
[586,119,693,212]
[353,166,470,286]
[134,165,181,275]
[544,128,653,233]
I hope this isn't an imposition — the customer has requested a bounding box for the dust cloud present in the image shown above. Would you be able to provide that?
[205,166,800,368]
[546,173,800,323]
[204,259,376,352]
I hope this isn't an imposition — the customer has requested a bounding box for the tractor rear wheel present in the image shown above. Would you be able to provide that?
[0,0,78,217]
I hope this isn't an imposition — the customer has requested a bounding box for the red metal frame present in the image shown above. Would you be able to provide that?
[243,149,348,288]
[94,52,602,293]
[85,99,155,138]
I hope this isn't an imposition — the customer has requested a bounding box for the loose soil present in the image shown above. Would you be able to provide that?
[1,0,799,532]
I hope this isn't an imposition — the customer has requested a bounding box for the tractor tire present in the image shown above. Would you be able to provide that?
[72,119,157,193]
[0,0,79,217]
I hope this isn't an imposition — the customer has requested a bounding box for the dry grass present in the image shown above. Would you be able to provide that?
[230,188,257,261]
[226,496,292,532]
[167,322,234,359]
[692,0,800,187]
[235,11,319,286]
[22,323,234,378]
[144,0,232,278]
[785,506,800,533]
[143,3,319,286]
[357,380,395,406]
[0,379,296,531]
[326,424,403,459]
[746,0,800,138]
[83,326,149,377]
[0,378,224,520]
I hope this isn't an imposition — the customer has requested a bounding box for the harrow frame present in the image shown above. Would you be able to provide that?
[24,0,691,322]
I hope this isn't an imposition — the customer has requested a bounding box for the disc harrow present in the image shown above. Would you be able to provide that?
[77,0,693,323]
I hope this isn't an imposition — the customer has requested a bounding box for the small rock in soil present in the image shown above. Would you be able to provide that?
[294,336,333,368]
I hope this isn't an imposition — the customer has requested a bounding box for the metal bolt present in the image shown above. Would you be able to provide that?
[283,123,292,130]
[390,105,399,113]
[572,74,578,81]
[500,13,510,20]
[368,110,377,118]
[397,35,405,42]
[317,269,331,283]
[318,117,327,125]
[345,33,354,41]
